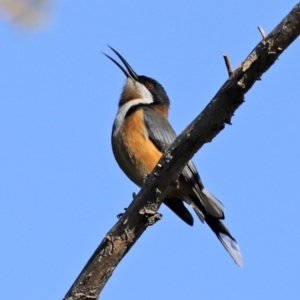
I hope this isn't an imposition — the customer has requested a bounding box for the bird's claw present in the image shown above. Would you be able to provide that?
[117,208,127,219]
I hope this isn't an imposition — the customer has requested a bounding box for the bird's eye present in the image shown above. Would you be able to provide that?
[145,82,154,89]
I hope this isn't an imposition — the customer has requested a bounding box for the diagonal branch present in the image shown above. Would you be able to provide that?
[64,2,300,300]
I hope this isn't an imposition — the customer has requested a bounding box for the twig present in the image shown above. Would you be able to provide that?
[223,54,234,77]
[258,26,267,39]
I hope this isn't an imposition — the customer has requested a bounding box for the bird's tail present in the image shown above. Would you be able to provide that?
[205,215,243,267]
[192,187,243,266]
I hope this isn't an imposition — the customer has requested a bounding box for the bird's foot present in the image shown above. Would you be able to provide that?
[117,208,127,219]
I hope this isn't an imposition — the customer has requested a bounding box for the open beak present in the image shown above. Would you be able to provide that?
[103,46,139,81]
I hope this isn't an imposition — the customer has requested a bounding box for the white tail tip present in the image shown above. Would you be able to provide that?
[219,233,243,267]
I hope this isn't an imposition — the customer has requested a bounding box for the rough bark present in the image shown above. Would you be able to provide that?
[64,3,300,299]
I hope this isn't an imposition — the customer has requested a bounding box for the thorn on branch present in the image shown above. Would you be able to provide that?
[258,26,267,39]
[223,54,234,77]
[224,117,232,125]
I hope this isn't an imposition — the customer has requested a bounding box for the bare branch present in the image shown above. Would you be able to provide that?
[64,2,300,300]
[223,54,234,77]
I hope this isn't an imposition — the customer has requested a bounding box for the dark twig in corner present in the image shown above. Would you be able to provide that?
[223,54,234,77]
[64,2,300,300]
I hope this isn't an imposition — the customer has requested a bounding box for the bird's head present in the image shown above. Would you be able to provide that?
[103,46,170,108]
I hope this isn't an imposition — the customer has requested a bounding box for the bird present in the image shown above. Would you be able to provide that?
[103,46,243,267]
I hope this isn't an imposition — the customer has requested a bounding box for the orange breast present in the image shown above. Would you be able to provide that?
[113,108,163,187]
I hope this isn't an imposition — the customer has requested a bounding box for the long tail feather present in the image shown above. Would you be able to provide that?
[201,187,225,217]
[164,198,194,226]
[205,215,243,267]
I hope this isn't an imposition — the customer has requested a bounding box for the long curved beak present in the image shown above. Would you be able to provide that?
[103,46,139,81]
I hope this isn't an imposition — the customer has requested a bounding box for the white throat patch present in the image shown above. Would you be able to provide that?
[113,79,153,136]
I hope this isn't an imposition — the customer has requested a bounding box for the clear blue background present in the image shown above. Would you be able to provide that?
[1,1,300,299]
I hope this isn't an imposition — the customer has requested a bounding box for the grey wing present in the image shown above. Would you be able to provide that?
[143,106,224,218]
[142,106,177,151]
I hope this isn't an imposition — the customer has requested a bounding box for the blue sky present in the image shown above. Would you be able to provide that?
[1,1,300,299]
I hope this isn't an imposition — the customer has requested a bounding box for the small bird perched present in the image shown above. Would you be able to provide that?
[104,46,243,267]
